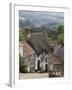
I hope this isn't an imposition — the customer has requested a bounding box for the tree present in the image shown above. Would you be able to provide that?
[57,24,64,45]
[57,24,64,34]
[57,33,64,45]
[19,27,32,42]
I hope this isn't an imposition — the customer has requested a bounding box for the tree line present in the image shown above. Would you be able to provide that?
[19,24,64,46]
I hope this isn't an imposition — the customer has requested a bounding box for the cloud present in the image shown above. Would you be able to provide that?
[19,16,25,21]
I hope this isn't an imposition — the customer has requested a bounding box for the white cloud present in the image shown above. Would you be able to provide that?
[19,16,25,21]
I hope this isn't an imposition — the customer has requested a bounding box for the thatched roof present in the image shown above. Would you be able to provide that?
[53,45,64,58]
[26,32,52,55]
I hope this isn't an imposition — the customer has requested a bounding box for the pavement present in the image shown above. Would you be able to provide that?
[19,73,49,79]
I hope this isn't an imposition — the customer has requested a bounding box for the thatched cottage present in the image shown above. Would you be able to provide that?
[19,32,52,72]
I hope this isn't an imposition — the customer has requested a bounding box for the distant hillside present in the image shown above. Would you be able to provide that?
[19,11,64,31]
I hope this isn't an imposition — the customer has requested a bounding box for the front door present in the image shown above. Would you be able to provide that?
[38,60,40,71]
[45,64,48,72]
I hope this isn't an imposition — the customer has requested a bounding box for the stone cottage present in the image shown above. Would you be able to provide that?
[49,44,64,77]
[19,42,35,72]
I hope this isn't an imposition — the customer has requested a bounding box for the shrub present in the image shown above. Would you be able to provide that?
[20,64,28,73]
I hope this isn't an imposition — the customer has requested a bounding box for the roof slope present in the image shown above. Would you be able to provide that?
[26,32,52,55]
[53,45,64,58]
[20,42,35,58]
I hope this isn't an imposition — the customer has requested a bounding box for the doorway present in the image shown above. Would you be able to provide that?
[38,60,40,71]
[45,64,48,72]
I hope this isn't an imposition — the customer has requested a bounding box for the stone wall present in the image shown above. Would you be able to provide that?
[21,54,35,72]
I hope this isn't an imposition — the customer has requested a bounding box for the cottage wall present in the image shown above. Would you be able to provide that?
[35,52,48,72]
[19,47,23,57]
[19,42,36,72]
[21,54,35,72]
